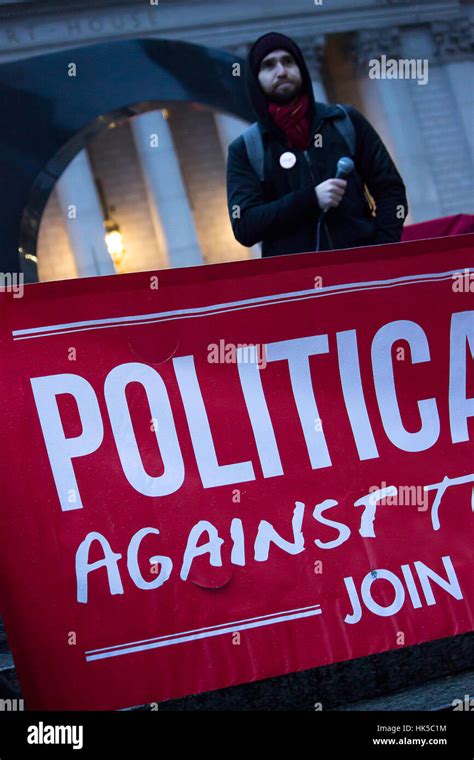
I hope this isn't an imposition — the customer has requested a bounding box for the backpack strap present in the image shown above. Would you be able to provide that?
[243,122,265,182]
[243,107,355,181]
[333,103,356,157]
[334,104,376,214]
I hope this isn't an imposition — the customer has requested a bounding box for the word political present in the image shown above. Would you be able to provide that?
[31,312,472,512]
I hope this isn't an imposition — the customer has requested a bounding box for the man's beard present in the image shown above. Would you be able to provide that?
[269,80,302,104]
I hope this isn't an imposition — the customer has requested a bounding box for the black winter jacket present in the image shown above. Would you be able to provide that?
[226,36,409,257]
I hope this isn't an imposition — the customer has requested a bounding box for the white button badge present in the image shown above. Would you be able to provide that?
[279,151,297,169]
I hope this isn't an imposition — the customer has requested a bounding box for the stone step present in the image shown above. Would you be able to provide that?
[333,670,474,711]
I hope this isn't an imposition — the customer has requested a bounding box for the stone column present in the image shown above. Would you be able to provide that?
[215,112,262,260]
[217,42,260,257]
[56,149,116,277]
[352,22,474,221]
[350,27,439,223]
[214,71,262,259]
[131,109,203,267]
[349,28,403,152]
[405,22,473,217]
[215,44,253,152]
[299,35,328,104]
[431,18,474,168]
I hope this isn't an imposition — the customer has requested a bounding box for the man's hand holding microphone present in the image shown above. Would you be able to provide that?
[315,178,347,211]
[313,157,355,250]
[314,157,355,212]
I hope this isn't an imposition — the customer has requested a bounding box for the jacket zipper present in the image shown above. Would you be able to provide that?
[303,149,315,182]
[303,119,326,249]
[303,118,323,184]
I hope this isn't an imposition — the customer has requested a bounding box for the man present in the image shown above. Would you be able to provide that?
[226,32,409,257]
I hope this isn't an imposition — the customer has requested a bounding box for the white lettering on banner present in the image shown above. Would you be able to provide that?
[76,532,123,604]
[337,329,379,460]
[312,499,351,549]
[74,486,472,605]
[173,355,255,488]
[265,335,332,469]
[343,555,462,624]
[372,320,440,452]
[29,312,473,512]
[425,473,474,531]
[30,374,104,511]
[180,521,224,582]
[449,310,474,443]
[104,362,185,498]
[127,528,173,591]
[236,344,283,478]
[254,501,305,562]
[355,487,399,538]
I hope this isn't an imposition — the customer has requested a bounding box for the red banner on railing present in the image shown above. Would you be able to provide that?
[0,234,473,710]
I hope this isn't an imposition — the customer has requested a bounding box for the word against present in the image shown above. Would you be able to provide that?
[31,312,473,512]
[74,474,466,606]
[27,722,83,750]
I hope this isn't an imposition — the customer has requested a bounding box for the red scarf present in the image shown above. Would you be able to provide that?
[268,93,311,150]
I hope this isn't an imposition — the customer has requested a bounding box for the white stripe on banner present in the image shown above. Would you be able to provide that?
[85,603,322,662]
[12,268,471,341]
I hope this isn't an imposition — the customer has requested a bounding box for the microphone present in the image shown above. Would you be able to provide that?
[320,157,354,218]
[335,156,355,180]
[316,156,355,252]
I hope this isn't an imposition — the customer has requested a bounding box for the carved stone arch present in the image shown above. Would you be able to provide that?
[0,38,252,280]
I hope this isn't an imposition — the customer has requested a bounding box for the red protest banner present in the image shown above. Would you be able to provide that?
[0,235,472,710]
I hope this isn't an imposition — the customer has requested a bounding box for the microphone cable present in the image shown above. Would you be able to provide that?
[316,211,334,252]
[315,156,355,253]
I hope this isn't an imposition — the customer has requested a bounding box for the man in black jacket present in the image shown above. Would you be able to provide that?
[226,32,409,257]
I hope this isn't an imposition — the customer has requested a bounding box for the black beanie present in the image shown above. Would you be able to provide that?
[245,32,316,135]
[249,32,301,77]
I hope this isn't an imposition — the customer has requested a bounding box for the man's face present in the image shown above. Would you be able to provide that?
[258,49,303,103]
